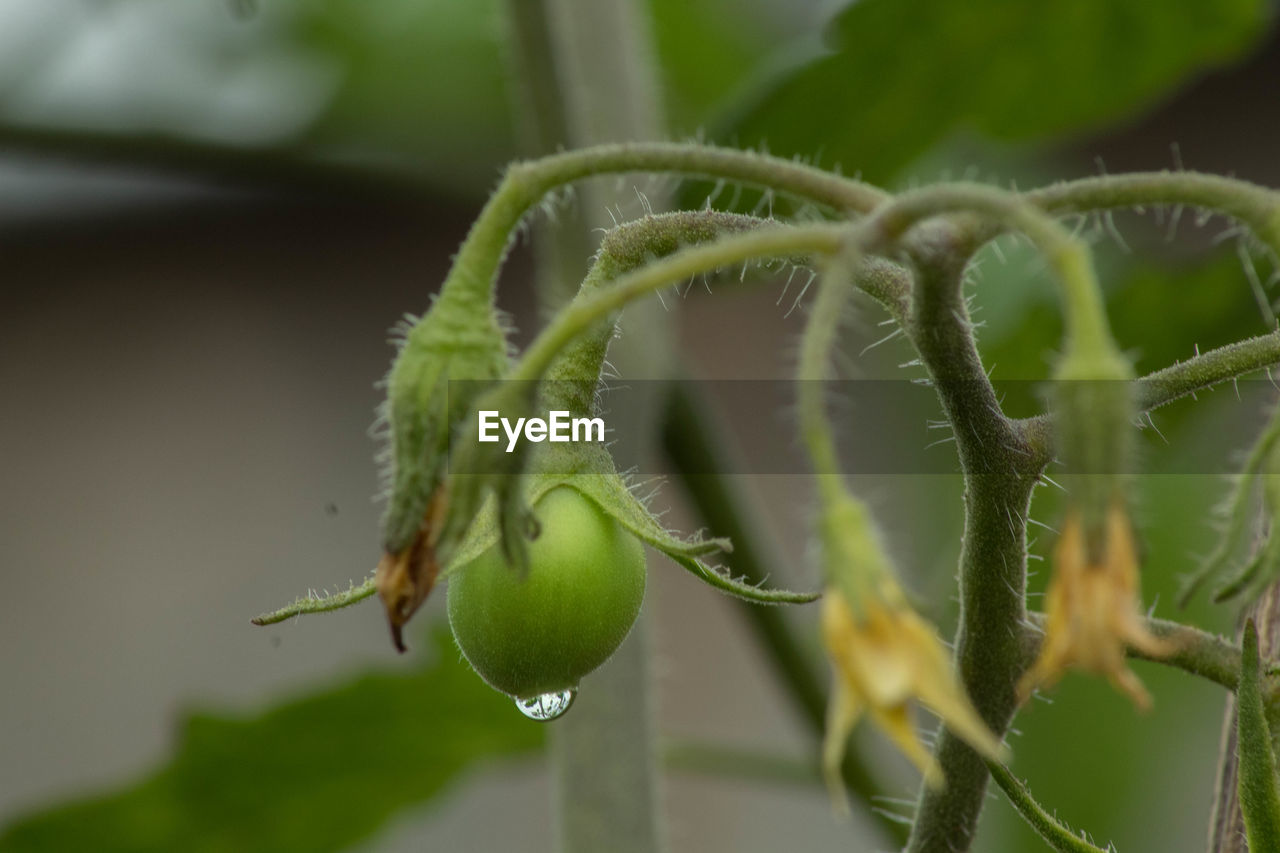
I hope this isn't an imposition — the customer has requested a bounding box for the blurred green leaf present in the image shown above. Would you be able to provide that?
[977,245,1268,386]
[721,0,1270,185]
[649,0,780,135]
[0,632,544,853]
[293,0,517,198]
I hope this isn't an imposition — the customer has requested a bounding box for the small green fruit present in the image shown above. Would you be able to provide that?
[447,485,646,700]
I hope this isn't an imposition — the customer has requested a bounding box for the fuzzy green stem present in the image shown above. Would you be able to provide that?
[435,143,884,316]
[1027,172,1280,257]
[249,576,377,625]
[509,224,845,383]
[986,761,1113,853]
[1135,331,1280,412]
[542,210,778,409]
[1019,330,1280,467]
[897,221,1040,853]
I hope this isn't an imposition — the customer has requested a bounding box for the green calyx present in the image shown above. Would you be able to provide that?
[380,306,509,554]
[1051,339,1137,555]
[820,487,902,619]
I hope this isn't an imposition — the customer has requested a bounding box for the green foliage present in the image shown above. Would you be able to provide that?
[0,632,543,853]
[722,0,1268,185]
[293,0,515,197]
[648,0,773,133]
[979,247,1270,394]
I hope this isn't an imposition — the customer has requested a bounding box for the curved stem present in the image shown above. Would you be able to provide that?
[866,183,1117,359]
[249,575,377,625]
[795,254,860,507]
[987,761,1113,853]
[509,224,846,382]
[1134,331,1280,411]
[434,143,886,318]
[1027,172,1280,257]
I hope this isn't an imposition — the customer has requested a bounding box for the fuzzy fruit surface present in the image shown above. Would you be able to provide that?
[447,485,646,698]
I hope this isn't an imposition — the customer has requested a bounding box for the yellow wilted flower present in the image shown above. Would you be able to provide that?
[1018,501,1174,710]
[821,583,1007,803]
[819,491,1006,808]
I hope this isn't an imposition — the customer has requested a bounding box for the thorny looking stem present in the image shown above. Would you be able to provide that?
[433,142,885,320]
[866,183,1119,359]
[896,222,1041,853]
[508,224,846,382]
[1027,171,1280,257]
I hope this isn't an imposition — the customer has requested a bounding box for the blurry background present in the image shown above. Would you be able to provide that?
[1,0,1279,850]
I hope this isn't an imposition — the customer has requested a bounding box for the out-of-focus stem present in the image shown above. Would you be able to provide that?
[661,382,907,848]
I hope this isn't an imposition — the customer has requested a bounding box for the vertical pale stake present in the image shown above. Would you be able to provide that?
[503,1,669,851]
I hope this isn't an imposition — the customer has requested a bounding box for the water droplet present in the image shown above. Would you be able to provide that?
[515,689,576,721]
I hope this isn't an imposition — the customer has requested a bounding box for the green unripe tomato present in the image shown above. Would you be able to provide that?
[447,485,646,700]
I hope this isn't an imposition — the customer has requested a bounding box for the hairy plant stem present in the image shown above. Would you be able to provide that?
[901,223,1041,853]
[509,224,845,382]
[431,143,882,315]
[1017,330,1280,467]
[1026,172,1280,256]
[986,761,1111,853]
